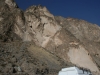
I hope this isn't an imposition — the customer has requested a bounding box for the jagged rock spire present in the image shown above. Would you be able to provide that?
[5,0,18,8]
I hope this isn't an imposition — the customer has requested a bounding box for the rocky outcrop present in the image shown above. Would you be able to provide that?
[0,0,23,42]
[68,45,99,72]
[0,0,100,75]
[24,5,61,47]
[55,16,100,73]
[55,17,100,42]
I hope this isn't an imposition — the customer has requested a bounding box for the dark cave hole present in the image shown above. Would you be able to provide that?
[13,68,17,73]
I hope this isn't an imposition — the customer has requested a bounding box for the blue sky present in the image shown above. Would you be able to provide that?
[15,0,100,26]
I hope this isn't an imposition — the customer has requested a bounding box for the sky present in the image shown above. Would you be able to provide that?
[15,0,100,26]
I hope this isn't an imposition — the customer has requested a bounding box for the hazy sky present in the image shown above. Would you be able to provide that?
[15,0,100,26]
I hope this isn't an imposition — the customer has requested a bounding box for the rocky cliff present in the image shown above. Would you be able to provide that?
[0,0,100,75]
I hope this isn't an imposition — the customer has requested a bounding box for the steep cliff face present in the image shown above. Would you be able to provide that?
[0,0,100,75]
[0,0,23,41]
[24,5,61,47]
[55,16,100,42]
[55,16,100,72]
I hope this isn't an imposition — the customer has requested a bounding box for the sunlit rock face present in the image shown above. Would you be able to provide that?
[44,28,100,72]
[55,16,100,73]
[68,45,99,72]
[65,18,100,42]
[55,17,100,42]
[24,5,61,47]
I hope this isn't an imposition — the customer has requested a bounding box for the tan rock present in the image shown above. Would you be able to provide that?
[68,45,99,72]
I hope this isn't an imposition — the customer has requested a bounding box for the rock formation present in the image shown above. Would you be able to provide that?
[0,0,100,75]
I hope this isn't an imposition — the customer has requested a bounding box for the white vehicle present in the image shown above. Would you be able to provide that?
[58,66,92,75]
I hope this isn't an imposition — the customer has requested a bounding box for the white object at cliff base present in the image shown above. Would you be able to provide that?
[58,67,92,75]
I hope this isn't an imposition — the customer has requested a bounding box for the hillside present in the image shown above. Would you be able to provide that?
[0,0,100,75]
